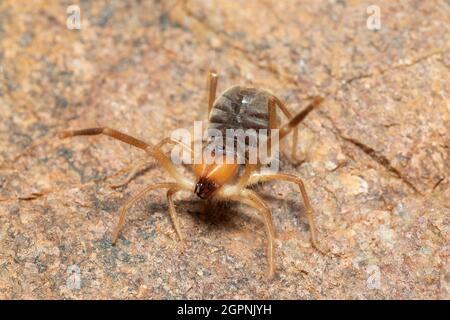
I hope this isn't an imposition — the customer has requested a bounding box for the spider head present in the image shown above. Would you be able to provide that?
[193,161,239,200]
[194,177,219,199]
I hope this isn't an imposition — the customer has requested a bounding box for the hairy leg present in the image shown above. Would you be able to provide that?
[268,98,279,130]
[114,137,195,188]
[60,127,194,190]
[269,95,299,160]
[247,172,325,254]
[60,127,149,150]
[167,187,186,250]
[266,96,323,164]
[156,137,195,164]
[238,189,276,278]
[235,164,258,190]
[207,71,219,118]
[112,182,180,244]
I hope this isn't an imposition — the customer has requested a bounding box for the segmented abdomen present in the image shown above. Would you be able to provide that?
[206,86,271,161]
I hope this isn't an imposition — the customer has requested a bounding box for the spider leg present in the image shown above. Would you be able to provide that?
[247,172,326,254]
[156,137,195,164]
[267,98,283,161]
[59,127,149,149]
[269,95,323,162]
[111,182,182,244]
[113,137,195,188]
[60,127,194,190]
[278,96,323,141]
[207,70,218,118]
[268,97,279,131]
[264,96,323,166]
[167,187,186,251]
[238,189,276,278]
[111,137,194,188]
[215,175,275,277]
[268,95,299,160]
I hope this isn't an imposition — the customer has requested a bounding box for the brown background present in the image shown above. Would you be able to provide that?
[0,0,448,299]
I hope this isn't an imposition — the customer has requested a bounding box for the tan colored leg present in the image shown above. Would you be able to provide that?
[265,96,323,164]
[207,71,218,118]
[267,98,279,161]
[167,187,186,251]
[112,182,178,244]
[268,98,278,130]
[156,137,195,164]
[278,96,323,141]
[60,127,149,150]
[270,96,299,160]
[155,137,193,152]
[111,137,194,189]
[145,147,193,191]
[247,172,325,254]
[60,126,194,190]
[239,189,276,278]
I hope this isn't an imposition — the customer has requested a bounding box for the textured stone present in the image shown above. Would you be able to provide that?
[0,0,448,299]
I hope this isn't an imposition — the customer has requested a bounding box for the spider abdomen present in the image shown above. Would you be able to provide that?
[207,86,272,160]
[208,85,270,132]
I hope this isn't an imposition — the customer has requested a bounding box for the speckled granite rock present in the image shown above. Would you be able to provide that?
[0,0,448,299]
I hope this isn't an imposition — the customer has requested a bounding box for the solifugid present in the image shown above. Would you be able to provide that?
[60,72,325,278]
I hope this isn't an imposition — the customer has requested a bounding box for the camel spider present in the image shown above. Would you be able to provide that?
[60,71,324,278]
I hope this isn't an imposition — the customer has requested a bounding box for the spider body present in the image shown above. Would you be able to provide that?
[194,85,273,199]
[60,72,324,278]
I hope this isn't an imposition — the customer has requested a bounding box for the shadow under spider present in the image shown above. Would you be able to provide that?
[175,198,251,234]
[115,161,308,237]
[169,184,305,234]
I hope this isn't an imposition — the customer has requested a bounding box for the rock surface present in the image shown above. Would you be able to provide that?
[0,0,448,299]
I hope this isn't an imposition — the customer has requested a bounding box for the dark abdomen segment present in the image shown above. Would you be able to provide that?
[206,86,272,161]
[208,86,270,133]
